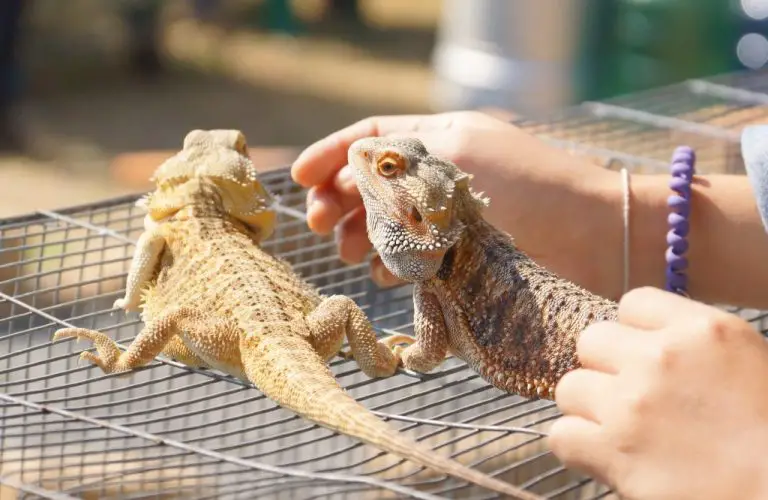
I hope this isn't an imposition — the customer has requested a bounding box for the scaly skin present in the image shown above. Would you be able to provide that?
[348,137,619,400]
[52,130,540,500]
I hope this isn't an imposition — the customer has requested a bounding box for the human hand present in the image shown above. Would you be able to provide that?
[549,286,768,500]
[291,111,620,292]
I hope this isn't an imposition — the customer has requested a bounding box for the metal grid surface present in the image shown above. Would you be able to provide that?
[2,68,768,500]
[0,173,600,500]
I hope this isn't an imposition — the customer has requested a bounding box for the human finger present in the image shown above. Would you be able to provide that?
[291,115,431,188]
[382,129,462,163]
[306,183,363,236]
[332,164,360,197]
[305,185,340,235]
[548,415,615,487]
[335,206,373,264]
[554,368,616,424]
[370,254,405,288]
[618,286,724,330]
[577,321,653,374]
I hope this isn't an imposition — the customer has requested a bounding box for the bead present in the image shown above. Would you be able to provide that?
[667,212,687,229]
[665,247,688,271]
[671,163,694,181]
[671,153,694,166]
[670,219,689,237]
[669,237,689,255]
[668,177,692,197]
[672,146,695,163]
[673,145,696,161]
[666,230,686,248]
[667,195,690,216]
[671,157,693,171]
[666,268,687,290]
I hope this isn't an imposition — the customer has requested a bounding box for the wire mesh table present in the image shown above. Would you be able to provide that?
[3,68,768,499]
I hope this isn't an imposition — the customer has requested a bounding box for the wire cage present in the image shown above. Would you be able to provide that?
[2,68,768,500]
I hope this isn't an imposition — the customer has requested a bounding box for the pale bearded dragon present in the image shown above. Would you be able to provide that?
[51,129,540,500]
[348,137,619,400]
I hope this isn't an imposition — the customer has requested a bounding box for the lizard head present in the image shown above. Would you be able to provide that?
[348,136,489,282]
[137,129,277,241]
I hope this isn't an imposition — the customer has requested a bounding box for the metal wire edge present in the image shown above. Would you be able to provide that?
[0,475,80,500]
[371,412,548,438]
[0,393,451,500]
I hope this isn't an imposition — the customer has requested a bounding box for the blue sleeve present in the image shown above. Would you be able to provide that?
[741,125,768,233]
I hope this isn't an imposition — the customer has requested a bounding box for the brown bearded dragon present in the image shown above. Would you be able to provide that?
[51,129,540,500]
[348,137,619,401]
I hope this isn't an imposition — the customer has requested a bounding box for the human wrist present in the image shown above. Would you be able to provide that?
[566,166,629,299]
[570,168,690,299]
[625,174,669,293]
[565,168,671,300]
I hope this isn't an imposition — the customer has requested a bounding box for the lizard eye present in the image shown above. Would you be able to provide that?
[376,152,406,178]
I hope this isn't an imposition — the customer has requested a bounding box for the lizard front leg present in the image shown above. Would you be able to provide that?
[306,295,400,378]
[114,226,166,312]
[52,307,212,374]
[387,286,449,373]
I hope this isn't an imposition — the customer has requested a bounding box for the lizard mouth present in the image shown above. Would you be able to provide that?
[377,245,446,282]
[380,248,444,261]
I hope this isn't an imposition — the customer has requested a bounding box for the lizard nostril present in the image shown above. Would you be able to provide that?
[410,206,423,223]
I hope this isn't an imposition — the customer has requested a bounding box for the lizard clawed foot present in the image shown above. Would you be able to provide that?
[337,348,354,360]
[391,344,408,359]
[385,336,453,361]
[373,341,402,377]
[377,334,417,374]
[113,297,140,313]
[337,344,400,377]
[52,328,125,374]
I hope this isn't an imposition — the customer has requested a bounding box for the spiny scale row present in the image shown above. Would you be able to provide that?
[382,220,456,253]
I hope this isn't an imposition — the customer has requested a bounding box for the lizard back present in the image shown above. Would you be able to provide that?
[144,215,323,325]
[430,217,618,398]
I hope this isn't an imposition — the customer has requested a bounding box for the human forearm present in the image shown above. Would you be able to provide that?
[479,138,768,308]
[623,173,768,309]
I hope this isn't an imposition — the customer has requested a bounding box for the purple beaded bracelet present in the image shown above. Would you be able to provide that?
[665,146,696,296]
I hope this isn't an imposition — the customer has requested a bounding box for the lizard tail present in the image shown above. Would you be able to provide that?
[240,334,541,500]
